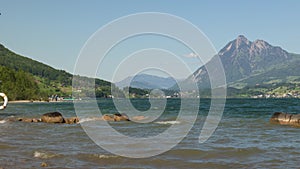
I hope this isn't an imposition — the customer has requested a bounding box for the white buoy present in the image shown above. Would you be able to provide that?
[0,93,8,110]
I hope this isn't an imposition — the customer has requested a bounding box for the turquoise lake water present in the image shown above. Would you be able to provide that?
[0,98,299,168]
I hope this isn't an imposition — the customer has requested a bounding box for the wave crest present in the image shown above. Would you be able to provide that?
[155,120,180,125]
[33,151,59,159]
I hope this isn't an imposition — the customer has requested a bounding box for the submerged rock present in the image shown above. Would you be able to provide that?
[113,113,130,121]
[131,115,147,121]
[18,118,33,123]
[270,112,300,127]
[41,112,64,123]
[64,117,79,124]
[102,114,115,121]
[18,118,41,123]
[32,118,41,123]
[41,162,48,167]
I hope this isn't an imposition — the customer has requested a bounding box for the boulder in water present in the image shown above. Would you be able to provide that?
[41,112,64,123]
[270,112,300,127]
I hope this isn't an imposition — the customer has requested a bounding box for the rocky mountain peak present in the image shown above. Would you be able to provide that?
[219,35,251,56]
[250,39,274,53]
[186,35,293,89]
[219,35,288,59]
[236,35,251,46]
[252,39,270,48]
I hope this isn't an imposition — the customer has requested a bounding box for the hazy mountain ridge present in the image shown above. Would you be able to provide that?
[116,74,177,90]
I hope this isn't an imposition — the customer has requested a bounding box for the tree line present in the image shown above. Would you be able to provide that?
[0,66,42,100]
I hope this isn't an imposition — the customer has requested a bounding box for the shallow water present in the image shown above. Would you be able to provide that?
[0,99,299,168]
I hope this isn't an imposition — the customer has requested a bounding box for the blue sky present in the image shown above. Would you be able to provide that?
[0,0,300,81]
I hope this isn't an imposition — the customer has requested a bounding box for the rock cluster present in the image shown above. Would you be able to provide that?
[102,113,130,122]
[270,112,300,127]
[18,112,79,124]
[17,112,141,124]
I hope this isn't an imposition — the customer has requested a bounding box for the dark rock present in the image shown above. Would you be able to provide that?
[41,112,64,123]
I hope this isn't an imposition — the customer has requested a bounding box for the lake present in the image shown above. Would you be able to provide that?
[0,98,299,168]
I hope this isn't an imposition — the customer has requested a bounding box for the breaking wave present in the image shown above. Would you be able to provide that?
[155,120,180,125]
[33,151,59,159]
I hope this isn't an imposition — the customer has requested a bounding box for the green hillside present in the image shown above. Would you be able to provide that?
[0,44,114,100]
[227,58,300,98]
[229,58,300,88]
[0,66,41,100]
[0,44,71,85]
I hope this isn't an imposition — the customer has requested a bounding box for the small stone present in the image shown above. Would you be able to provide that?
[19,118,33,122]
[102,114,115,121]
[41,162,48,167]
[32,118,39,123]
[113,113,130,121]
[131,116,147,121]
[64,117,79,124]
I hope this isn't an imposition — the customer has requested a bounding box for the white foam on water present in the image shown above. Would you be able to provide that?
[33,151,58,159]
[155,120,181,125]
[79,117,102,123]
[0,120,7,124]
[92,154,118,159]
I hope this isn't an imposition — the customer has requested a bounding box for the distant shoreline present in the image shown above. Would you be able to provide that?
[5,97,300,104]
[8,100,67,103]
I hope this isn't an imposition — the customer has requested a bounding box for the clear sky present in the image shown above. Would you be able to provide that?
[0,0,300,81]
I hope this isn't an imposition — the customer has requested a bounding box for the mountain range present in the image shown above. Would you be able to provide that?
[180,35,300,97]
[1,35,299,100]
[115,74,177,90]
